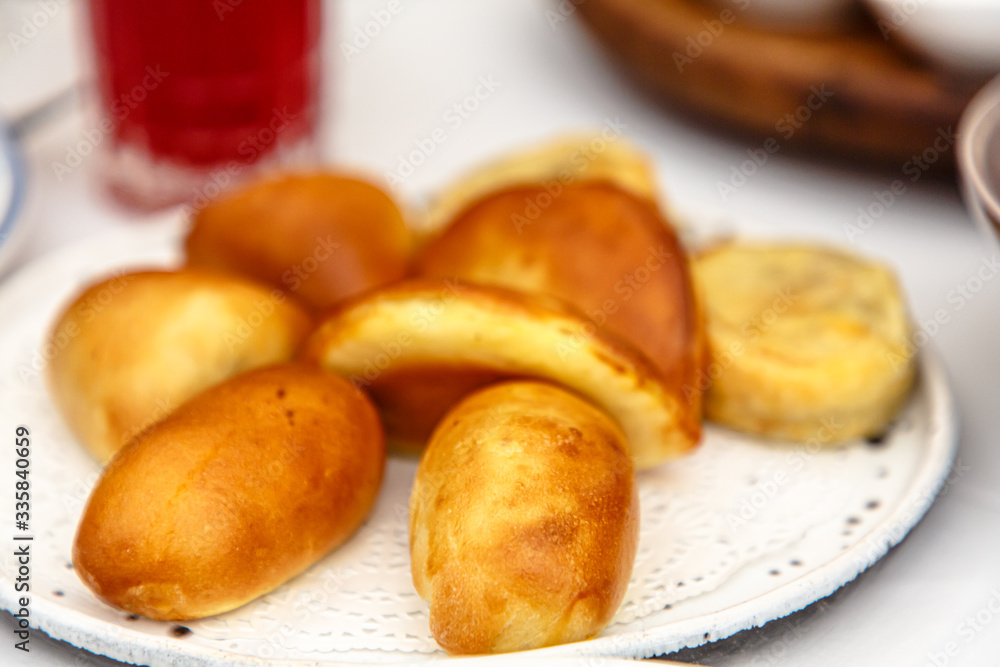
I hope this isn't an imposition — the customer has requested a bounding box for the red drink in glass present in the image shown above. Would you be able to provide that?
[85,0,322,209]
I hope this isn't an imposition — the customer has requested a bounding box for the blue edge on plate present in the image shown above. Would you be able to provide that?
[0,119,28,255]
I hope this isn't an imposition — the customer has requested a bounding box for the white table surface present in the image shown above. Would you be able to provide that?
[3,1,1000,665]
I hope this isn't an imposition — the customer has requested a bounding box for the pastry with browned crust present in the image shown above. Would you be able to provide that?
[73,363,385,620]
[416,180,704,450]
[410,381,638,654]
[302,279,695,469]
[693,242,915,442]
[48,270,312,461]
[185,172,412,312]
[424,134,659,231]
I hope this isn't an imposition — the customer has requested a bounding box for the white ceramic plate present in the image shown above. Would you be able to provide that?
[0,119,28,277]
[0,217,958,666]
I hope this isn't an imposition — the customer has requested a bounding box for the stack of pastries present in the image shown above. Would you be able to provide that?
[49,138,917,653]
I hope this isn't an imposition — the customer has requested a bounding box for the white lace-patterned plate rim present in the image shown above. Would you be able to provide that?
[0,215,958,667]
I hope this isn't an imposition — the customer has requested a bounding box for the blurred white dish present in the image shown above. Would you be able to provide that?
[958,74,1000,250]
[703,0,857,31]
[0,119,28,277]
[866,0,1000,73]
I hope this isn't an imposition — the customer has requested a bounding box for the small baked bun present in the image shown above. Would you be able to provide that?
[73,363,385,621]
[185,172,412,311]
[425,134,658,231]
[692,243,916,442]
[410,381,638,654]
[416,180,704,447]
[302,279,695,469]
[47,270,312,461]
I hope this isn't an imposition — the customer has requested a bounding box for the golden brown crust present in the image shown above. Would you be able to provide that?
[409,381,638,654]
[693,242,916,442]
[46,270,313,462]
[184,172,412,312]
[416,180,705,444]
[423,135,659,233]
[358,362,511,456]
[72,363,385,621]
[302,278,698,469]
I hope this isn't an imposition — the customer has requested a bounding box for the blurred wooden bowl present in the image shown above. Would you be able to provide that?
[575,0,985,169]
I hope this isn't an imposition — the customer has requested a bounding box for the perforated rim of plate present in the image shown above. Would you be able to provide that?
[0,216,958,666]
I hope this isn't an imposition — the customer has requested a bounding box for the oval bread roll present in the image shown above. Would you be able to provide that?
[73,363,385,621]
[410,381,638,654]
[47,270,313,462]
[693,243,916,442]
[185,172,412,312]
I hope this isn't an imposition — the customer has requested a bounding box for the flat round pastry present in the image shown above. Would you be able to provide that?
[692,242,916,442]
